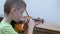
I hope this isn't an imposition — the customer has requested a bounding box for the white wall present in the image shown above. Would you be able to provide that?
[0,0,60,22]
[0,0,6,16]
[24,0,60,22]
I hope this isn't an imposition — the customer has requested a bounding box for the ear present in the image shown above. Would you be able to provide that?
[11,7,17,13]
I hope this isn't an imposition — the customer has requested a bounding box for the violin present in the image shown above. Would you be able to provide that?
[11,10,44,33]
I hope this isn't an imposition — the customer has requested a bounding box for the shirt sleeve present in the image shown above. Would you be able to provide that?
[0,26,18,34]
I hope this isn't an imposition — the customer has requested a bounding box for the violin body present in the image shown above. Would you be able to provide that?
[11,10,45,33]
[11,16,44,33]
[11,20,28,33]
[14,22,28,33]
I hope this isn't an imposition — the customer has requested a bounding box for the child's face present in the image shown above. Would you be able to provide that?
[10,7,25,22]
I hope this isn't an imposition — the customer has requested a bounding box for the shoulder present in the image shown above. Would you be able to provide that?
[0,20,18,34]
[0,26,18,34]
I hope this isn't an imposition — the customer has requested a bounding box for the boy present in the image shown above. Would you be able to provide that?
[0,0,43,34]
[0,0,26,34]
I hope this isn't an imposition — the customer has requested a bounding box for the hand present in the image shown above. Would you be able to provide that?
[28,18,44,27]
[34,17,44,26]
[27,19,35,34]
[28,19,36,28]
[27,18,44,34]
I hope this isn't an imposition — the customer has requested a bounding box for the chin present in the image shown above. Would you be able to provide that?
[16,20,20,22]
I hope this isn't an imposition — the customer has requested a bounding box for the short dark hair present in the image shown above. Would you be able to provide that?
[4,0,26,15]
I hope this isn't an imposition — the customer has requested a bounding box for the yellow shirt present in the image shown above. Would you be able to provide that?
[0,20,18,34]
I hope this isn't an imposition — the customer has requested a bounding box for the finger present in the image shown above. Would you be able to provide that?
[28,19,35,27]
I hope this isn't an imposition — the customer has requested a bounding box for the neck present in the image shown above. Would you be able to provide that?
[2,15,11,24]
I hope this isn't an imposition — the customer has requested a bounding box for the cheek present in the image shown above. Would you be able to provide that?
[12,12,21,20]
[17,12,22,19]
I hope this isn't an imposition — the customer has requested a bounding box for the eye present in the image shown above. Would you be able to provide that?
[21,11,23,14]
